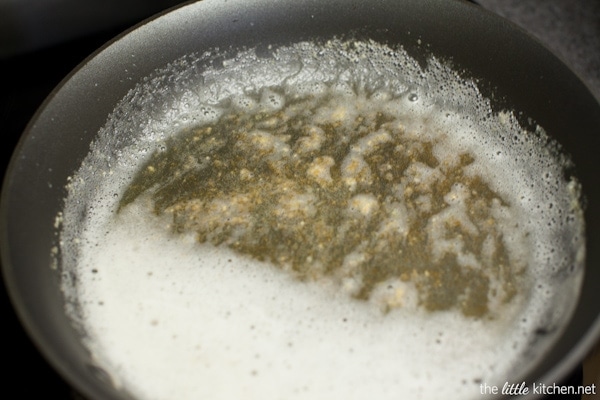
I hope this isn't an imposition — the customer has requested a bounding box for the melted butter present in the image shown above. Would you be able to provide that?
[119,89,526,318]
[59,38,585,400]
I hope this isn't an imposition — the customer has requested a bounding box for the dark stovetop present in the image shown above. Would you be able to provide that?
[1,0,598,399]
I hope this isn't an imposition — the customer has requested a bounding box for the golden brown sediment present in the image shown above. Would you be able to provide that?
[119,91,526,318]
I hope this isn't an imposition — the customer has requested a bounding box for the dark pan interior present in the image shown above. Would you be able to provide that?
[1,1,599,399]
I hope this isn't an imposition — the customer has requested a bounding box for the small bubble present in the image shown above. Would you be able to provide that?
[408,93,418,102]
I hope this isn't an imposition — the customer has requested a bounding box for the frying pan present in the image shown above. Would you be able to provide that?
[1,0,599,399]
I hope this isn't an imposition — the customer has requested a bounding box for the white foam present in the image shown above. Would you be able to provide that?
[71,201,537,400]
[58,38,585,400]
